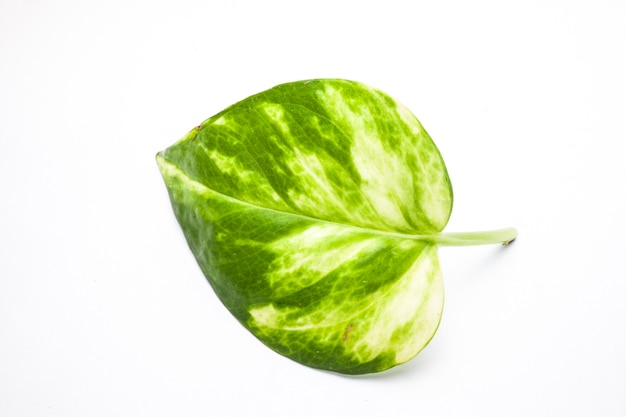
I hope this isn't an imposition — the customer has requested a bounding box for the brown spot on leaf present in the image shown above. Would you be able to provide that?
[342,324,354,342]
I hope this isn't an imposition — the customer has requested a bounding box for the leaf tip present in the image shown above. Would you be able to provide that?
[155,151,166,170]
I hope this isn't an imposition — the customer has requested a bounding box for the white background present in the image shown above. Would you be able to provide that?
[2,0,625,415]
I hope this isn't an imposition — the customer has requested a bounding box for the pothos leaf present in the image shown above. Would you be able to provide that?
[156,79,513,374]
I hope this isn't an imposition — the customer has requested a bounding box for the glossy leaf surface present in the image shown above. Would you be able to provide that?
[157,79,453,374]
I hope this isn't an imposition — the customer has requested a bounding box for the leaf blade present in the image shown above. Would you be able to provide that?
[157,79,453,373]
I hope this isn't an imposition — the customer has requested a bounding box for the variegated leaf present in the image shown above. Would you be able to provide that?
[157,79,454,374]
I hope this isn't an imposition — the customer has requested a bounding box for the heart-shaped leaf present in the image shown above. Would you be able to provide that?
[156,79,515,374]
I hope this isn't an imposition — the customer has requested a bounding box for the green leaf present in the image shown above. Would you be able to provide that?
[156,79,515,374]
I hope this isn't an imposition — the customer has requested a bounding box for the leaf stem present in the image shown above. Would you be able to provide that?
[432,227,518,246]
